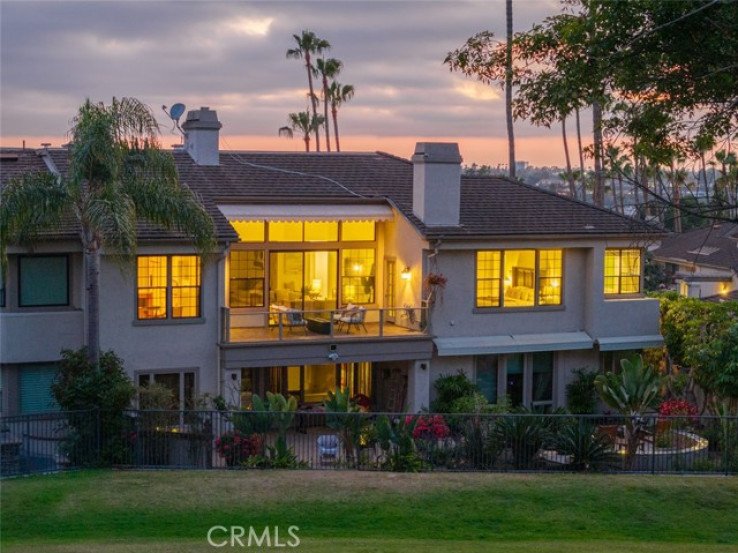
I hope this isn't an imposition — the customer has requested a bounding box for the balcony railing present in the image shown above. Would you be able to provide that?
[220,306,428,343]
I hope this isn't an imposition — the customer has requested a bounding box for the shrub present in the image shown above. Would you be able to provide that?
[51,347,135,466]
[215,430,263,467]
[565,368,599,414]
[431,371,479,413]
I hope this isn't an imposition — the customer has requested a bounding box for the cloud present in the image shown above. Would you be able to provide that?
[0,0,566,165]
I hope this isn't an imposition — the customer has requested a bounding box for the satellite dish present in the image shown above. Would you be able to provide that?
[170,103,186,120]
[162,103,186,137]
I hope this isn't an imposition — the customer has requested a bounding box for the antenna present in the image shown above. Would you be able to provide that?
[162,103,186,137]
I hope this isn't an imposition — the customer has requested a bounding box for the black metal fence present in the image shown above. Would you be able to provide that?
[2,410,737,476]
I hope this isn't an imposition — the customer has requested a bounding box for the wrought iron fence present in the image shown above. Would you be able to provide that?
[2,410,737,476]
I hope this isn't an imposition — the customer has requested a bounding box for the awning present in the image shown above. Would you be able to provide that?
[218,204,394,222]
[434,331,594,357]
[596,335,664,351]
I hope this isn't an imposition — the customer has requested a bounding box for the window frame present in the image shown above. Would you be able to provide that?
[18,254,70,308]
[229,250,265,308]
[475,352,556,411]
[136,369,197,411]
[604,248,642,296]
[475,249,564,309]
[136,255,202,321]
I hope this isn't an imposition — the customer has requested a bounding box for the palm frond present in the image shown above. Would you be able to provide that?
[0,171,74,278]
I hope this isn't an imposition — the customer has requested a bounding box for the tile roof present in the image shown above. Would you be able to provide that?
[653,223,738,272]
[2,146,661,245]
[174,149,661,239]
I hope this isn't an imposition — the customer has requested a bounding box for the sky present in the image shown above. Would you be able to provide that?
[0,0,575,168]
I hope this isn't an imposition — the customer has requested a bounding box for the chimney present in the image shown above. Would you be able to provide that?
[412,142,462,226]
[182,107,222,166]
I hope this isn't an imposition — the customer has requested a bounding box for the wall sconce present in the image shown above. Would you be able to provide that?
[401,267,412,281]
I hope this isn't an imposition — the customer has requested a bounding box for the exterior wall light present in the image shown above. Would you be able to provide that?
[401,267,412,281]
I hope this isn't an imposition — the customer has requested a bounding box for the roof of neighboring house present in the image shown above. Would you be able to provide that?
[702,290,738,303]
[652,223,738,272]
[1,146,661,245]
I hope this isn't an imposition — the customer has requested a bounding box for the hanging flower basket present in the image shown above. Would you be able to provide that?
[423,272,447,306]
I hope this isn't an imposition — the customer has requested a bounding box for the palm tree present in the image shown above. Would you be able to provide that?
[278,111,326,152]
[286,30,331,152]
[316,57,343,152]
[0,97,215,367]
[505,0,516,179]
[326,81,355,152]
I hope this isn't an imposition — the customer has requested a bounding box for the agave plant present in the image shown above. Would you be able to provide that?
[553,418,619,471]
[595,355,665,469]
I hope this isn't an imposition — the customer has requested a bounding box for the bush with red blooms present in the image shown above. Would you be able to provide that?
[405,414,451,440]
[215,429,263,466]
[658,398,698,418]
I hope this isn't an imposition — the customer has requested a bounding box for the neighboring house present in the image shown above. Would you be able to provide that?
[652,223,738,299]
[0,107,663,416]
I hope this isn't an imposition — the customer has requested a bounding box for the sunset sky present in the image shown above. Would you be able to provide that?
[0,0,579,168]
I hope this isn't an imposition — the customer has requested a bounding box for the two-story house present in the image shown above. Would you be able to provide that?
[0,107,663,415]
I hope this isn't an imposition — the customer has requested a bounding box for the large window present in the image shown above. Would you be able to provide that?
[138,371,195,410]
[476,352,555,411]
[341,249,375,304]
[230,251,265,307]
[604,248,641,295]
[137,256,201,320]
[476,249,563,308]
[19,255,69,307]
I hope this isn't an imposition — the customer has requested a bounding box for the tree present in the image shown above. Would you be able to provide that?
[326,81,355,152]
[505,0,516,179]
[278,111,326,152]
[316,57,343,152]
[0,97,216,367]
[286,30,331,152]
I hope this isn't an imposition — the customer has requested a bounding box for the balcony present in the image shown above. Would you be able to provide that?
[220,306,428,344]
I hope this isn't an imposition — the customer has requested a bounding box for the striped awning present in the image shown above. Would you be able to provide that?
[218,203,394,222]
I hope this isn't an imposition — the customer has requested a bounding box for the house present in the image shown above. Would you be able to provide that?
[0,107,663,416]
[652,223,738,299]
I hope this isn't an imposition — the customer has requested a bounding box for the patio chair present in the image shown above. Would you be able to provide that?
[269,305,308,334]
[316,434,340,464]
[335,305,367,334]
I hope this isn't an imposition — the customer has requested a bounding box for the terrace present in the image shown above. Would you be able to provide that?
[220,306,428,343]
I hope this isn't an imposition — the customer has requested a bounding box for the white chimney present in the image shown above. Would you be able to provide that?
[412,142,462,226]
[182,107,222,166]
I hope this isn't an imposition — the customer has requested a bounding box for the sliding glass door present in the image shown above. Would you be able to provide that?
[269,251,338,312]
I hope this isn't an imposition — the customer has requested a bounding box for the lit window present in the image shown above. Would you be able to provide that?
[538,250,562,305]
[604,249,641,295]
[269,221,303,242]
[19,255,69,307]
[476,251,501,307]
[137,255,201,320]
[476,249,563,308]
[341,221,375,241]
[229,251,265,307]
[305,221,338,242]
[231,221,265,243]
[341,249,375,304]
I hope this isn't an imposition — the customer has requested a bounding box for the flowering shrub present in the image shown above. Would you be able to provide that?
[352,393,371,411]
[215,430,263,466]
[406,414,451,440]
[658,399,698,418]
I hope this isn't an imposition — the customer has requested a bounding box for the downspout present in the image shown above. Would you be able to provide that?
[216,244,230,399]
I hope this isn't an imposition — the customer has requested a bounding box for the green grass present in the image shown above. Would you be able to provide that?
[2,470,738,552]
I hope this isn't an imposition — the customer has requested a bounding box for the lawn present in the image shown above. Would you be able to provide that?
[2,470,738,552]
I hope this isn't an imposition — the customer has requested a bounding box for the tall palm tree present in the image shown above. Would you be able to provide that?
[0,97,215,367]
[286,30,331,152]
[326,81,355,152]
[505,0,516,179]
[316,57,343,152]
[278,111,326,152]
